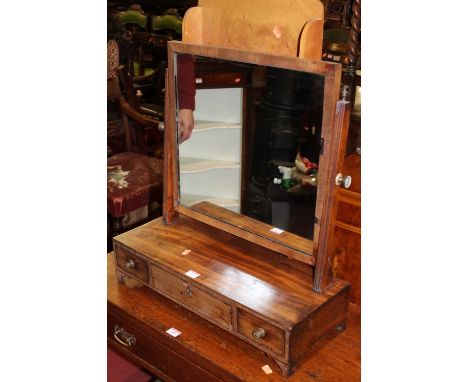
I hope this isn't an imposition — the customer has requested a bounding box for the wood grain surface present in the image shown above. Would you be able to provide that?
[113,215,348,326]
[333,153,361,305]
[151,264,232,328]
[182,0,324,59]
[237,308,285,356]
[181,202,314,264]
[115,246,149,284]
[108,252,361,381]
[313,97,350,292]
[163,61,179,224]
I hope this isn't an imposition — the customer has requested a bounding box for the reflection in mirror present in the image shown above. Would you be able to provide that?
[175,54,324,249]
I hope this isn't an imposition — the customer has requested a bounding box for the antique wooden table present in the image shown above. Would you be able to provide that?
[107,253,360,381]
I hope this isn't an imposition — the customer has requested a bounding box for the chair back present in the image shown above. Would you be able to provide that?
[118,5,150,32]
[151,9,183,37]
[126,31,171,79]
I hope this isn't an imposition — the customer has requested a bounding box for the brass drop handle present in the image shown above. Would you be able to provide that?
[114,325,136,347]
[335,173,352,189]
[124,259,135,270]
[252,327,266,339]
[180,283,193,297]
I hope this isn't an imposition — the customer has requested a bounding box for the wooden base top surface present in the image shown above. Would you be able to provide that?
[113,215,349,326]
[107,253,361,381]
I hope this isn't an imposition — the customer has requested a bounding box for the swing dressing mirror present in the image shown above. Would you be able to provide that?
[166,42,347,266]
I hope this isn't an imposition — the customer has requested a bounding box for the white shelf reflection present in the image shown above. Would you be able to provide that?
[193,120,241,132]
[179,157,240,173]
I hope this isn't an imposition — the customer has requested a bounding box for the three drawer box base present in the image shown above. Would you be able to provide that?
[113,216,350,376]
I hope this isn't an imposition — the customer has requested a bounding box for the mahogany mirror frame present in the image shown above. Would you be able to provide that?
[163,41,350,292]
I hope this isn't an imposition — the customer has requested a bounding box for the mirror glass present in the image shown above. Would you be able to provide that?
[175,54,325,256]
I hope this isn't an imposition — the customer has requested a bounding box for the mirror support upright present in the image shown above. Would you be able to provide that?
[313,93,351,292]
[163,48,179,224]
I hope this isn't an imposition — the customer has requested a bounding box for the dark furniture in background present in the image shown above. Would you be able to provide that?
[110,4,185,157]
[107,3,182,251]
[107,67,164,248]
[321,0,361,105]
[108,0,197,16]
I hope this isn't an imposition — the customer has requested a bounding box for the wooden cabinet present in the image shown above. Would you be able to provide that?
[333,153,361,305]
[108,312,221,382]
[113,215,350,374]
[108,253,361,381]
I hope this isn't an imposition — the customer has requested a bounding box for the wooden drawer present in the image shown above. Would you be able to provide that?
[151,265,232,328]
[236,308,285,356]
[108,313,220,382]
[336,190,361,228]
[336,201,360,227]
[115,246,149,284]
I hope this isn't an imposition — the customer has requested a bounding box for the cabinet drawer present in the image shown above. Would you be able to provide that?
[108,313,220,382]
[151,265,232,328]
[336,194,361,228]
[236,309,285,356]
[115,246,149,284]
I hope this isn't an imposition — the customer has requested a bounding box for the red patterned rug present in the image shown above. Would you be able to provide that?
[107,347,154,382]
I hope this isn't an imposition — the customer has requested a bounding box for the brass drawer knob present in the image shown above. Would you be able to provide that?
[252,327,266,339]
[113,325,136,347]
[124,259,135,269]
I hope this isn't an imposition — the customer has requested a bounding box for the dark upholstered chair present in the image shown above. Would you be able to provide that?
[107,42,164,247]
[107,151,163,233]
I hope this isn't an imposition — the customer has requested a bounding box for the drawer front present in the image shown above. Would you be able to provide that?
[115,246,149,284]
[336,195,361,228]
[108,313,220,382]
[236,309,285,356]
[151,265,231,328]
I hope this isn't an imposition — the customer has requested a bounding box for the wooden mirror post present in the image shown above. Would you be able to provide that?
[314,94,351,291]
[163,65,179,224]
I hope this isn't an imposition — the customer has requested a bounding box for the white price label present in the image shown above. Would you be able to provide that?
[185,270,200,279]
[261,365,273,374]
[166,328,181,337]
[270,227,284,234]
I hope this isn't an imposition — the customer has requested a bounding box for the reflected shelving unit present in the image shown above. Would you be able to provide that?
[179,88,243,212]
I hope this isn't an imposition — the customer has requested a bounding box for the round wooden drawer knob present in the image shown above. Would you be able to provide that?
[124,259,135,269]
